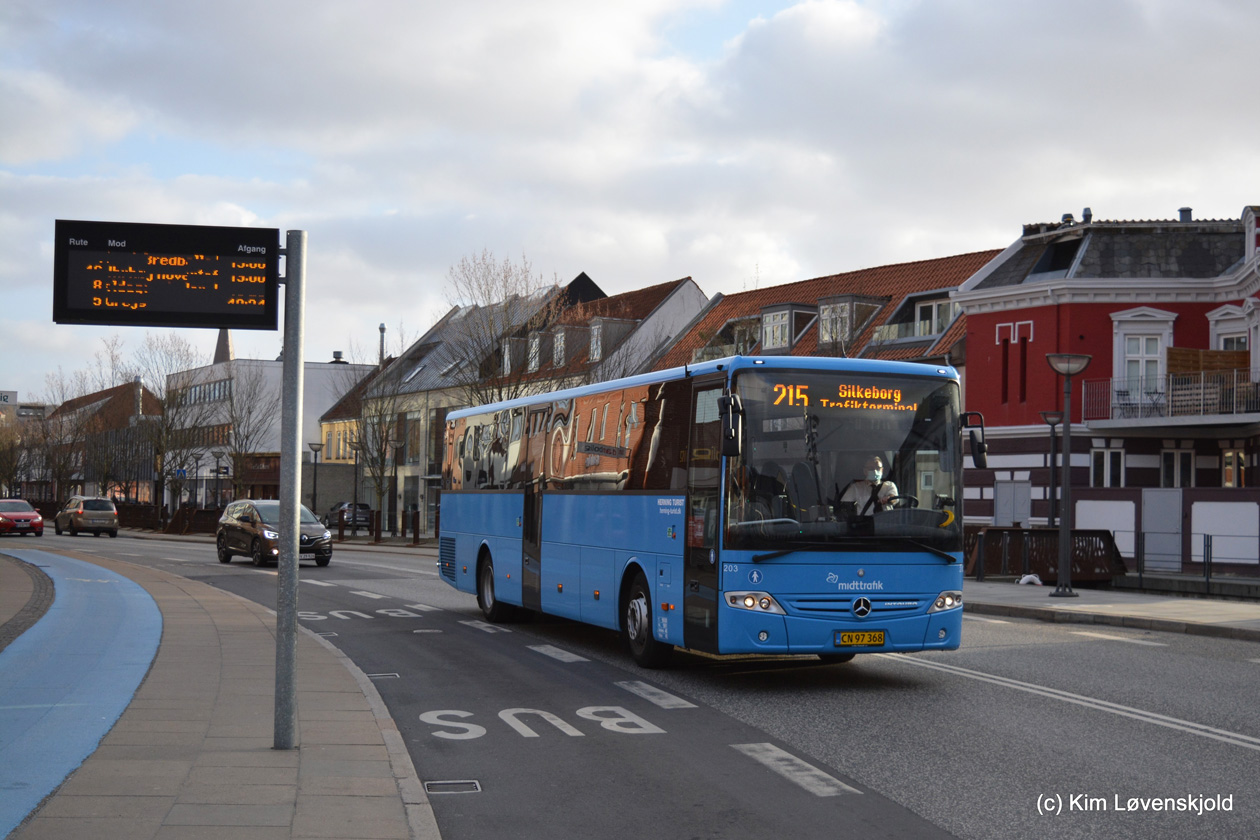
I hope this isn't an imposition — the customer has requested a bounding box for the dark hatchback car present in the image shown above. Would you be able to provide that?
[216,499,332,567]
[323,501,372,528]
[0,499,44,537]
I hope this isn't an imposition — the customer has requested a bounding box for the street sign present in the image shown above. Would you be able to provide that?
[52,220,279,330]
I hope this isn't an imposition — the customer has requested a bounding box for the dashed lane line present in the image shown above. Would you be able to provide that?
[615,681,697,709]
[1071,631,1167,647]
[528,645,589,663]
[731,743,861,796]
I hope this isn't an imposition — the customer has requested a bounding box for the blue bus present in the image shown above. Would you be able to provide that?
[438,355,987,667]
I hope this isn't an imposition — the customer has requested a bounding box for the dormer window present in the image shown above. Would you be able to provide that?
[554,330,566,367]
[916,299,959,336]
[763,311,790,350]
[591,322,603,361]
[527,335,541,372]
[818,302,850,345]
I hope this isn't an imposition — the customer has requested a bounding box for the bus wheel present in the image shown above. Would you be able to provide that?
[622,571,673,668]
[477,555,511,622]
[818,653,856,664]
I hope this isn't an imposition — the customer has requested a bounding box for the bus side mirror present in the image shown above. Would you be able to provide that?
[962,411,988,470]
[718,394,743,457]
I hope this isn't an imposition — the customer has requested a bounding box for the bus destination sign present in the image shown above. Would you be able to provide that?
[53,219,280,330]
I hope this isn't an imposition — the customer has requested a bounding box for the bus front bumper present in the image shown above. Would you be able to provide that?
[717,602,963,655]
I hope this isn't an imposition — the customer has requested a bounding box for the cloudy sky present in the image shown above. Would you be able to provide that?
[4,0,1258,399]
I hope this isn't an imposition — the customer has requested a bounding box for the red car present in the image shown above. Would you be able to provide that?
[0,499,44,537]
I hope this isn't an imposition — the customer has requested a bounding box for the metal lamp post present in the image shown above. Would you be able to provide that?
[211,450,224,509]
[191,454,202,508]
[1039,411,1063,528]
[349,437,362,536]
[1046,353,1091,598]
[308,442,323,516]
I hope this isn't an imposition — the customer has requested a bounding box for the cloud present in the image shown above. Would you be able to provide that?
[5,0,1260,400]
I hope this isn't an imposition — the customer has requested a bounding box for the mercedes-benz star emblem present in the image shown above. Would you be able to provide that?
[852,597,872,618]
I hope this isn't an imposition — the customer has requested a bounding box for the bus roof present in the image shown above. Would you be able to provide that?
[447,355,959,421]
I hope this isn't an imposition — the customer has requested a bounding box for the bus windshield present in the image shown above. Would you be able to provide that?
[725,369,963,554]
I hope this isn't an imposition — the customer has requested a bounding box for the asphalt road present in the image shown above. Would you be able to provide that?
[38,532,1260,840]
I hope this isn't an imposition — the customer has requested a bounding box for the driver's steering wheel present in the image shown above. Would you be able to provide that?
[883,495,919,509]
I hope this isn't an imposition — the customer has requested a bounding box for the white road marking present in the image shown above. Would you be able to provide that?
[350,590,388,599]
[615,681,697,709]
[528,645,588,663]
[459,620,512,634]
[303,579,338,587]
[880,654,1260,752]
[413,629,443,634]
[1249,659,1260,665]
[963,615,1008,624]
[731,743,861,796]
[405,603,442,612]
[1071,631,1167,647]
[367,673,400,680]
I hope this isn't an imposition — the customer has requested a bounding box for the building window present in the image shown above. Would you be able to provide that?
[591,323,603,361]
[1221,334,1247,351]
[554,331,565,367]
[1124,335,1162,392]
[1223,449,1245,488]
[916,300,958,336]
[819,302,850,345]
[1161,449,1194,488]
[1091,448,1124,488]
[763,311,789,350]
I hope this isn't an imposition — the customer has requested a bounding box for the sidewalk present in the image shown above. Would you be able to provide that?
[0,548,441,840]
[964,578,1260,642]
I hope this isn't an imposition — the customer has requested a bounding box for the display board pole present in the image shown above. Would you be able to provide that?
[274,230,306,750]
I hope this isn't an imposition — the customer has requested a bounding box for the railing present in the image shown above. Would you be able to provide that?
[1082,368,1260,421]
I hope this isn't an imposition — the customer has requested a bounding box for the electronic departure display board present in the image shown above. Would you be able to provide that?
[53,220,280,330]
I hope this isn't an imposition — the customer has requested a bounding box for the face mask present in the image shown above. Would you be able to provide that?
[866,470,882,482]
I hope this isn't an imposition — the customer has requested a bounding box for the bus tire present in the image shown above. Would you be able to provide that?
[477,553,512,622]
[622,570,673,669]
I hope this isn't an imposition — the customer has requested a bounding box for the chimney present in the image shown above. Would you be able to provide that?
[1179,207,1193,222]
[1061,213,1075,226]
[133,375,143,418]
[331,350,348,364]
[1082,207,1092,224]
[379,323,386,368]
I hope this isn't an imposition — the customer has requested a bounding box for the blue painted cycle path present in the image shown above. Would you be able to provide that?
[0,549,161,838]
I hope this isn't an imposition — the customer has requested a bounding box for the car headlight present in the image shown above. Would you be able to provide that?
[725,591,786,615]
[262,529,280,540]
[0,515,11,524]
[322,530,331,540]
[928,590,963,613]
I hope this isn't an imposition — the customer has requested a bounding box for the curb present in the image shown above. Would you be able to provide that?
[965,602,1260,643]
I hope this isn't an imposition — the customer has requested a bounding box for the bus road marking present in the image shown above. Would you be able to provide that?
[529,645,588,663]
[963,615,1008,624]
[351,590,388,599]
[731,743,861,796]
[459,620,512,634]
[1071,631,1167,647]
[405,603,442,611]
[615,681,697,709]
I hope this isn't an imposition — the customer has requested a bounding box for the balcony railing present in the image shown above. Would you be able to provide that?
[1082,368,1260,422]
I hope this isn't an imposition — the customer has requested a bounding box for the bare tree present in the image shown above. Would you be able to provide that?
[219,362,283,500]
[132,332,215,516]
[441,249,567,407]
[0,420,23,497]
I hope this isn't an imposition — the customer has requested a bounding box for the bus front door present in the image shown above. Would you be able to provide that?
[684,380,723,653]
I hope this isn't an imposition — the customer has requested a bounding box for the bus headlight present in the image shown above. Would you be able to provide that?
[727,591,786,615]
[929,590,963,613]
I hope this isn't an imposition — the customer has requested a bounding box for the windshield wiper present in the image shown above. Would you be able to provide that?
[750,537,957,564]
[751,543,835,563]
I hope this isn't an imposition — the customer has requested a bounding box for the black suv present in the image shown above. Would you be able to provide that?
[216,500,332,566]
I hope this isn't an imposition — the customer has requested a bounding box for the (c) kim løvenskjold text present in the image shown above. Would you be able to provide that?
[1070,794,1232,815]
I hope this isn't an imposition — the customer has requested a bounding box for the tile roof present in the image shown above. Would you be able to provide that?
[653,249,1001,369]
[51,381,162,430]
[559,278,689,325]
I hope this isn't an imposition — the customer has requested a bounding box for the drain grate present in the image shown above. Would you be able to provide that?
[424,780,482,794]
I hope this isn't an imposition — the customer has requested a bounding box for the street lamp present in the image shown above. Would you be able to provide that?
[1039,411,1063,528]
[211,450,224,509]
[392,441,404,536]
[308,442,323,517]
[1046,353,1092,598]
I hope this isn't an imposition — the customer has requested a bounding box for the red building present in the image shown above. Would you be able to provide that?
[955,206,1260,574]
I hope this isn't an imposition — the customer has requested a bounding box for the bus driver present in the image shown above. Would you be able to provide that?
[838,455,898,514]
